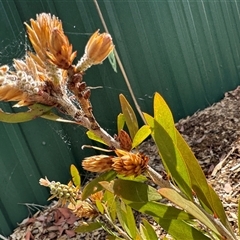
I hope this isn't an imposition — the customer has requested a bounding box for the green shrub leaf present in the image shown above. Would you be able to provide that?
[153,92,176,143]
[82,171,116,200]
[0,103,52,123]
[75,221,102,233]
[156,218,211,240]
[119,94,138,139]
[70,164,81,187]
[100,179,161,202]
[86,130,107,145]
[117,113,125,134]
[131,125,151,149]
[159,188,220,236]
[141,218,158,240]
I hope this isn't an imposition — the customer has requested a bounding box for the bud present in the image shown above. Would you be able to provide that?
[82,155,113,173]
[76,30,114,72]
[86,30,114,64]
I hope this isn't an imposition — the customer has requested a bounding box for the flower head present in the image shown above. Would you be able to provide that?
[82,155,113,173]
[76,30,114,72]
[85,30,114,65]
[112,150,149,177]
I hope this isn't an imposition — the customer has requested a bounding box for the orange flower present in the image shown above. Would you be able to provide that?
[112,150,149,177]
[46,28,77,69]
[82,154,113,173]
[85,30,114,65]
[76,30,114,72]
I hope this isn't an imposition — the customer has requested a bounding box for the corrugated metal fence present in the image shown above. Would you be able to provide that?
[1,0,240,236]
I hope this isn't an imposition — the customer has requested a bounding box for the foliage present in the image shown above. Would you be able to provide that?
[0,12,239,240]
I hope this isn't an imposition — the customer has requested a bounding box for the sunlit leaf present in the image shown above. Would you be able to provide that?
[82,171,116,200]
[104,190,117,221]
[159,188,220,236]
[128,201,192,220]
[86,130,107,145]
[150,117,192,199]
[141,218,158,240]
[99,179,161,202]
[41,111,78,124]
[70,164,81,187]
[108,50,117,73]
[125,204,137,239]
[156,218,211,240]
[153,93,176,143]
[0,103,52,123]
[131,125,151,149]
[95,199,104,214]
[117,113,125,134]
[75,221,102,233]
[119,94,138,139]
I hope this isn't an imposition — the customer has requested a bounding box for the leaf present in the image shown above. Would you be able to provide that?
[99,179,161,202]
[86,130,107,145]
[128,201,192,220]
[95,199,104,214]
[153,92,176,143]
[146,117,192,199]
[117,113,125,134]
[70,164,81,187]
[159,188,220,236]
[108,50,117,73]
[41,111,78,124]
[131,125,151,149]
[81,171,116,200]
[141,218,158,240]
[75,222,102,233]
[104,190,117,221]
[119,94,138,139]
[0,103,52,123]
[156,218,211,240]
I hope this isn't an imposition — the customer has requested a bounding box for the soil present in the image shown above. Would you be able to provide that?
[5,86,240,240]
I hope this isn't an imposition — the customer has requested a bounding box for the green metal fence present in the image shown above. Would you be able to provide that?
[1,0,240,236]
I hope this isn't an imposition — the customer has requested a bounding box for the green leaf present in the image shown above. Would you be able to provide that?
[149,117,193,199]
[117,113,125,134]
[131,125,151,149]
[75,222,102,233]
[70,164,81,187]
[108,50,117,73]
[156,218,211,240]
[95,199,104,214]
[119,94,138,139]
[159,188,220,236]
[104,190,117,221]
[99,179,161,202]
[153,93,176,143]
[86,130,107,145]
[175,130,213,210]
[0,103,52,123]
[125,204,137,239]
[40,111,78,123]
[141,218,158,240]
[128,201,192,220]
[81,171,116,200]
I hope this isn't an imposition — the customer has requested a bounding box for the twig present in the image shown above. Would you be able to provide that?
[0,235,8,240]
[93,0,146,125]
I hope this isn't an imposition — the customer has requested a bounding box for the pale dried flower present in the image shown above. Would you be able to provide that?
[82,154,113,173]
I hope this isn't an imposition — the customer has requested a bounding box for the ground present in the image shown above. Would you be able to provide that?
[5,86,240,239]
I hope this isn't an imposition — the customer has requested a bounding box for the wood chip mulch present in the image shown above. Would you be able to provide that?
[5,86,240,239]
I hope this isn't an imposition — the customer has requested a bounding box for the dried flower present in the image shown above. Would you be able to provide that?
[116,129,132,151]
[39,177,79,206]
[68,200,98,219]
[82,154,113,173]
[90,191,104,202]
[76,30,114,72]
[112,150,149,177]
[46,28,77,69]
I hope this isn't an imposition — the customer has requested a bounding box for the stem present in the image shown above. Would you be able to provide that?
[93,0,146,125]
